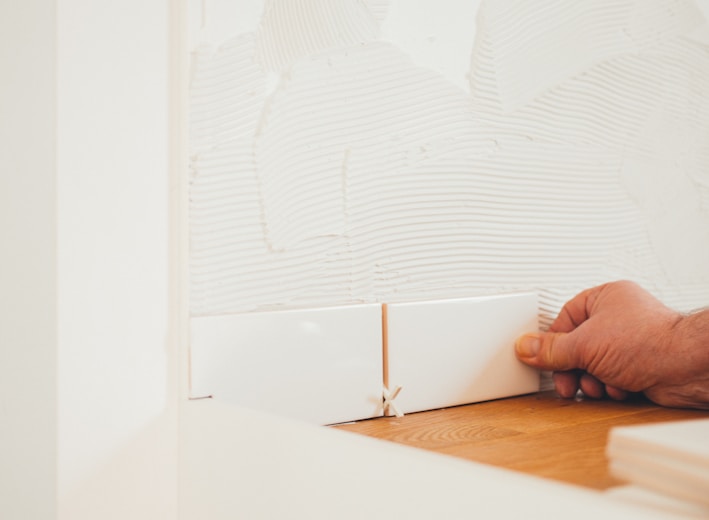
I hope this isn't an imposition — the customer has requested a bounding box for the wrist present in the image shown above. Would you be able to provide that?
[668,309,709,378]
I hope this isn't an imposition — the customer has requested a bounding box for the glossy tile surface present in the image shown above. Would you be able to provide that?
[385,293,540,414]
[190,304,383,425]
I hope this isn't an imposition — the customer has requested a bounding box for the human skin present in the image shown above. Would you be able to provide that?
[515,280,709,410]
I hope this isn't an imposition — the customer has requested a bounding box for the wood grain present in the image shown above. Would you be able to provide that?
[332,391,708,490]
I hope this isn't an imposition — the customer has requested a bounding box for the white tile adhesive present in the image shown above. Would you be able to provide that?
[189,0,709,321]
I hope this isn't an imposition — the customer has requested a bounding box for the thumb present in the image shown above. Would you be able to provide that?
[515,331,583,372]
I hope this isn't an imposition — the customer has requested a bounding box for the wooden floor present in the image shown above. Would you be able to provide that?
[333,391,709,490]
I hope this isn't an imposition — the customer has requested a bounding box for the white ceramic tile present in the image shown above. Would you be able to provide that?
[607,419,709,509]
[609,419,709,461]
[190,304,383,425]
[606,485,709,519]
[385,293,540,414]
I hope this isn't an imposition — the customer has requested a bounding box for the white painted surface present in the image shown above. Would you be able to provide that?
[0,1,57,518]
[386,294,539,414]
[55,1,178,518]
[191,305,383,424]
[1,2,179,518]
[180,398,680,520]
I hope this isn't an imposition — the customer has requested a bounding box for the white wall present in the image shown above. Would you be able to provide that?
[189,0,709,322]
[56,1,177,518]
[0,2,57,518]
[1,1,178,518]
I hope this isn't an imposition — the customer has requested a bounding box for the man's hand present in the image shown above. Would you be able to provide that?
[515,280,709,409]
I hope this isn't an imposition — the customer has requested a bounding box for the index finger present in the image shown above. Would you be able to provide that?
[549,285,602,333]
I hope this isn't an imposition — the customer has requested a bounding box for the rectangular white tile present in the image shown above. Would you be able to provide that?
[190,304,383,425]
[385,293,540,415]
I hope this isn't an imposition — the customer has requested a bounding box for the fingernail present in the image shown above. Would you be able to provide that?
[515,334,541,358]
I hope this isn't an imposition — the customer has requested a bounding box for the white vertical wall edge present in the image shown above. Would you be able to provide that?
[172,0,191,405]
[0,1,57,517]
[56,1,177,518]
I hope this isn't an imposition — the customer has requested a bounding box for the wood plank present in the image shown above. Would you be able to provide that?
[333,391,708,490]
